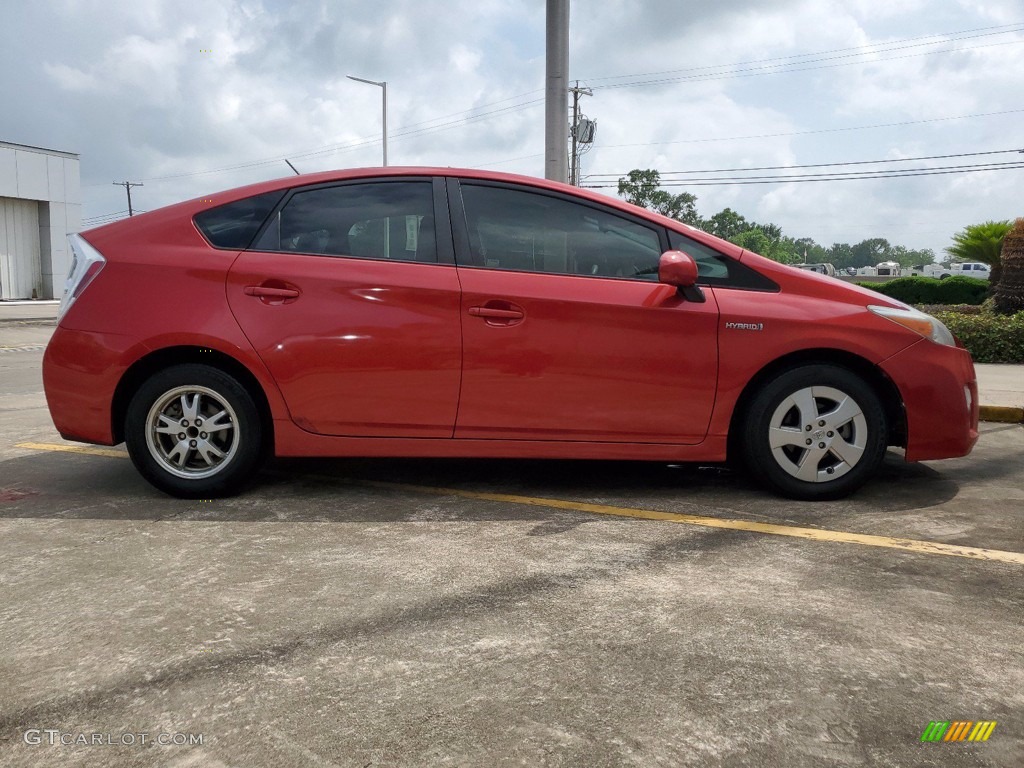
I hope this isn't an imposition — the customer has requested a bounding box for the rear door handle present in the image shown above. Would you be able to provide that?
[468,301,525,327]
[244,285,300,299]
[468,306,524,320]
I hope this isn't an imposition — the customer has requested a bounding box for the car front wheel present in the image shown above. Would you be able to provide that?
[742,365,888,500]
[125,364,264,498]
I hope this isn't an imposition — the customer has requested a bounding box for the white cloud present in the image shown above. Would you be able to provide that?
[2,0,1022,253]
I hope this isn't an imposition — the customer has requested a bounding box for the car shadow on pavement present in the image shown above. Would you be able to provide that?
[0,523,761,745]
[0,448,962,525]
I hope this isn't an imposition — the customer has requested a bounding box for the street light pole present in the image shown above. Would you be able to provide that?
[347,75,388,166]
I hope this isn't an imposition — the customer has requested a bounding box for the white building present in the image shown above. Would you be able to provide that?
[0,141,81,300]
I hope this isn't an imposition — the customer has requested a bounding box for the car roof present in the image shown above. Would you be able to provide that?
[86,166,749,260]
[185,166,625,212]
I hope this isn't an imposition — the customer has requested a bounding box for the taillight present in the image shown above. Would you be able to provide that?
[57,234,106,323]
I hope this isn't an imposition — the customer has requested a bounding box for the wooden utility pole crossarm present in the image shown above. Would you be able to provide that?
[112,181,143,216]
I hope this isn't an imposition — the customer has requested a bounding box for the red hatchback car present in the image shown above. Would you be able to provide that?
[43,168,978,500]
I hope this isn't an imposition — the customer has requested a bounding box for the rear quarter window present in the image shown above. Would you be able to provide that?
[193,191,285,249]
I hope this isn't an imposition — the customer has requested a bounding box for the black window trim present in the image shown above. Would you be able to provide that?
[246,175,456,266]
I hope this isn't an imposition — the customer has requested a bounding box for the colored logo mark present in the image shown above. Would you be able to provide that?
[921,721,997,742]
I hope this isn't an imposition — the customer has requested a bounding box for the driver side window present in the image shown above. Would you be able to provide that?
[458,184,662,279]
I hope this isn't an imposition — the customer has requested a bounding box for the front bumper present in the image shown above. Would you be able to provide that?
[881,338,979,462]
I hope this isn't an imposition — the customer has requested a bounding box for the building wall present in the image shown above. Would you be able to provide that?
[0,199,42,299]
[0,142,81,299]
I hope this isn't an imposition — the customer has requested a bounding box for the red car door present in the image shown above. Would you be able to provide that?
[226,178,462,438]
[450,180,719,444]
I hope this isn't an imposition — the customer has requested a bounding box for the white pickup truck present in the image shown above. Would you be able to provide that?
[909,262,992,280]
[941,262,991,280]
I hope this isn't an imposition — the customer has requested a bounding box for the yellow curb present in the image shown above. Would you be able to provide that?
[979,405,1024,424]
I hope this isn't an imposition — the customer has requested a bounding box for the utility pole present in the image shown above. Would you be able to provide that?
[544,0,569,183]
[112,181,143,216]
[568,81,592,185]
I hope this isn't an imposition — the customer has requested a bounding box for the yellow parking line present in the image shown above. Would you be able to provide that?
[17,441,1024,566]
[308,474,1024,566]
[17,441,129,459]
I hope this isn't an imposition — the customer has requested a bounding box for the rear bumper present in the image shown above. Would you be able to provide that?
[42,326,135,445]
[881,339,979,461]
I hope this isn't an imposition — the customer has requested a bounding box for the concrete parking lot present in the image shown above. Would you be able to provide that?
[1,320,1022,767]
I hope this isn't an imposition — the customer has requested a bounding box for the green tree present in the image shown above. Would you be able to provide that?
[617,169,700,225]
[792,237,829,264]
[731,229,772,256]
[946,220,1012,264]
[828,243,856,270]
[704,208,749,241]
[902,248,936,268]
[771,236,801,265]
[947,220,1012,288]
[725,225,799,264]
[851,238,892,268]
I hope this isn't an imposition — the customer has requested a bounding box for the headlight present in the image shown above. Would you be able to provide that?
[868,305,956,347]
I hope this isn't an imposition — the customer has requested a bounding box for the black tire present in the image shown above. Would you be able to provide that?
[125,364,264,498]
[741,364,888,501]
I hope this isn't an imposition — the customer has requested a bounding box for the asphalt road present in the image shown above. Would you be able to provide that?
[1,324,1022,767]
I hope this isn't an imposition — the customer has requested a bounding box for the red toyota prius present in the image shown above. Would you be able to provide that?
[43,168,978,500]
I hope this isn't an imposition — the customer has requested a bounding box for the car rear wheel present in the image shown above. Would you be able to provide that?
[742,365,888,500]
[125,364,264,498]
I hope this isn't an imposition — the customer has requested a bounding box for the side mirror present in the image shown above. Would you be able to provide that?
[658,250,705,302]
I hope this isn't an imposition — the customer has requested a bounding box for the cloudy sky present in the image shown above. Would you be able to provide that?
[3,0,1023,256]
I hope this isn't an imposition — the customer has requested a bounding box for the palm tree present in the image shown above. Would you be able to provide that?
[946,220,1012,289]
[993,218,1024,316]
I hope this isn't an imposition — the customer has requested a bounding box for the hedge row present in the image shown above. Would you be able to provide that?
[931,309,1024,364]
[916,304,984,316]
[857,275,989,305]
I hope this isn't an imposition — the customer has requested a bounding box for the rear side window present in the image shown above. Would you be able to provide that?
[194,191,285,249]
[668,230,779,291]
[252,181,437,263]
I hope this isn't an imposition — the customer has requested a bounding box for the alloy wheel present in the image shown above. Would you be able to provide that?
[144,385,239,480]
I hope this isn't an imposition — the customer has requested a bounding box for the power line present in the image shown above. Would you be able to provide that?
[590,38,1024,91]
[657,159,1024,183]
[82,210,130,225]
[581,22,1024,84]
[586,147,1024,178]
[583,161,1024,188]
[597,108,1024,150]
[78,23,1024,191]
[581,21,1019,83]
